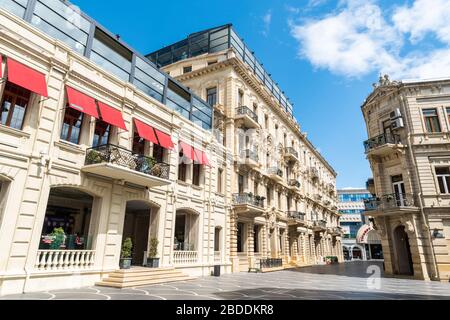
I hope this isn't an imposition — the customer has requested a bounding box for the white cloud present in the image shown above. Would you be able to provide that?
[289,0,450,80]
[262,10,272,37]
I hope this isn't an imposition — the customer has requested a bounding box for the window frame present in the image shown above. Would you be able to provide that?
[60,106,84,145]
[92,119,111,147]
[0,81,32,130]
[435,166,450,194]
[422,108,442,133]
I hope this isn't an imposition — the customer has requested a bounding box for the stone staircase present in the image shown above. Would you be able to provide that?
[96,267,195,288]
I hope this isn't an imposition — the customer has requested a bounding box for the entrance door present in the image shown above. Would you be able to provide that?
[392,175,406,207]
[393,226,414,275]
[123,201,151,266]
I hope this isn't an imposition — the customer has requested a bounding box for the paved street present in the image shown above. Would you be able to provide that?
[1,261,449,300]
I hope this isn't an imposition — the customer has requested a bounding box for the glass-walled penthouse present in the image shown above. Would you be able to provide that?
[147,24,295,118]
[0,0,213,130]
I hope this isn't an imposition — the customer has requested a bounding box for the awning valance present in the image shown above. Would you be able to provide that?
[66,86,99,118]
[154,128,174,150]
[134,119,158,145]
[180,141,195,161]
[7,58,48,97]
[180,142,210,166]
[98,101,127,131]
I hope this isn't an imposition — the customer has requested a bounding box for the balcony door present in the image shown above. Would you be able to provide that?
[238,174,244,194]
[392,175,406,207]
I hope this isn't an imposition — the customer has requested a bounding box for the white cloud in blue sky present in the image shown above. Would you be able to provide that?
[289,0,450,80]
[261,9,272,37]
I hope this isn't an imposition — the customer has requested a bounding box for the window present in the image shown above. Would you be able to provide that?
[254,181,258,195]
[183,66,192,74]
[217,168,223,193]
[92,120,110,147]
[132,130,145,154]
[153,144,164,163]
[264,115,269,129]
[238,174,244,193]
[447,108,450,126]
[238,90,243,107]
[206,87,217,106]
[178,151,187,182]
[208,60,217,66]
[237,222,245,252]
[436,167,450,194]
[423,108,441,133]
[254,225,260,253]
[278,191,282,209]
[266,186,272,205]
[1,82,31,130]
[61,107,83,144]
[193,163,201,186]
[253,103,258,114]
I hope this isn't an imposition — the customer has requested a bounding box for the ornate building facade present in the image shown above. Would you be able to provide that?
[0,1,231,295]
[148,24,343,272]
[362,75,450,281]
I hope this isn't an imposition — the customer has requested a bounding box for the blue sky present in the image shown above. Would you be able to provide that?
[70,0,450,188]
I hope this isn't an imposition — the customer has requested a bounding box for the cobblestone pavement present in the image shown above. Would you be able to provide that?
[1,261,449,300]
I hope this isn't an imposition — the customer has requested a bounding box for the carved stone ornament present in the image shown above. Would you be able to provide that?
[400,217,415,234]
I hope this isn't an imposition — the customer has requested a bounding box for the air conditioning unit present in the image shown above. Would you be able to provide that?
[390,108,404,129]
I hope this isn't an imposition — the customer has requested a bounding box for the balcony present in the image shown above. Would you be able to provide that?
[363,133,404,156]
[235,106,259,129]
[242,149,259,168]
[284,147,299,162]
[232,193,266,217]
[331,227,343,236]
[267,167,283,182]
[309,167,319,180]
[366,178,375,195]
[287,211,307,226]
[364,193,417,214]
[288,179,301,191]
[312,220,327,232]
[82,144,171,188]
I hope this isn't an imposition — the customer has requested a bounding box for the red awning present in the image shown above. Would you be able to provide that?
[193,148,203,164]
[0,56,3,78]
[154,128,174,150]
[180,142,195,161]
[134,119,158,144]
[97,101,127,131]
[202,152,211,167]
[7,58,48,97]
[66,86,99,118]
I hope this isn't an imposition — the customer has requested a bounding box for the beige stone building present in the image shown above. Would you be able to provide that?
[148,24,343,272]
[362,75,450,281]
[0,1,231,295]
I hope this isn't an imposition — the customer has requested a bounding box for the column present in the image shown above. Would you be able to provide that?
[247,222,255,268]
[230,210,239,272]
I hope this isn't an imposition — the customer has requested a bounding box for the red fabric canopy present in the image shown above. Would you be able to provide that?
[7,58,48,97]
[97,101,127,130]
[66,86,99,118]
[202,152,211,167]
[0,56,3,79]
[179,141,195,161]
[193,148,203,164]
[134,119,158,144]
[154,128,174,150]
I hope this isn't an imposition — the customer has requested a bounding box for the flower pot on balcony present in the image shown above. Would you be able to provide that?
[119,258,132,269]
[146,258,160,268]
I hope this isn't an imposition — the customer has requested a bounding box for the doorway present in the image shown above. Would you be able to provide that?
[393,225,414,275]
[123,201,154,266]
[392,175,406,207]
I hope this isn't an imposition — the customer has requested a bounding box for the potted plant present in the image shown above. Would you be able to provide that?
[120,237,133,269]
[146,238,160,268]
[86,150,103,164]
[49,227,66,250]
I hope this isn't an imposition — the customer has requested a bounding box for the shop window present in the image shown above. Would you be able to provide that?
[0,82,31,130]
[60,107,84,144]
[92,120,110,147]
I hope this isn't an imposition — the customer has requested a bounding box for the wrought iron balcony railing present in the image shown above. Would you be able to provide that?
[232,193,265,208]
[268,167,283,178]
[309,167,319,179]
[85,144,170,180]
[244,149,259,162]
[313,220,327,228]
[259,258,283,269]
[289,179,301,188]
[287,211,306,221]
[236,106,258,123]
[364,133,401,153]
[364,193,416,211]
[284,147,299,159]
